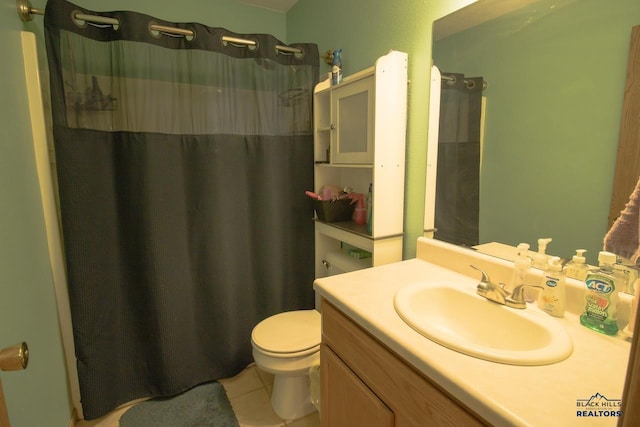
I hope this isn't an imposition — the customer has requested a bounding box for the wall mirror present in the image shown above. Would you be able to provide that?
[426,0,640,284]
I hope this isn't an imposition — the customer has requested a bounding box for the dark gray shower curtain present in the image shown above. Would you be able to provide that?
[44,0,318,419]
[434,72,483,247]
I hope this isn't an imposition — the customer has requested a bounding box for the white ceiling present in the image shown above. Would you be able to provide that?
[236,0,298,12]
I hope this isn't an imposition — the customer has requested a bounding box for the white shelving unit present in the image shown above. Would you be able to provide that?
[313,51,408,277]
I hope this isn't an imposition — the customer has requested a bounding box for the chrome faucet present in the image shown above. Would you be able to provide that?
[470,265,543,309]
[505,284,544,309]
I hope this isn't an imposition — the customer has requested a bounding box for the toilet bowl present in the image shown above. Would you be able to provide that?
[251,309,321,420]
[250,250,370,420]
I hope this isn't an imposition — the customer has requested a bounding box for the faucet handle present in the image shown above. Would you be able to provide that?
[506,284,544,309]
[470,265,491,287]
[498,282,511,295]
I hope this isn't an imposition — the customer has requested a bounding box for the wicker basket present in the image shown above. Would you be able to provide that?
[313,199,355,222]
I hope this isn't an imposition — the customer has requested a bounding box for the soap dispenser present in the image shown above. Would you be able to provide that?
[624,278,639,336]
[537,256,566,317]
[565,249,588,281]
[532,238,552,269]
[613,259,639,294]
[509,243,531,292]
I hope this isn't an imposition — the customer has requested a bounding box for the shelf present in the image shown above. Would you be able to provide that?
[314,163,373,169]
[315,219,371,238]
[313,51,407,273]
[315,220,373,253]
[314,219,404,241]
[315,66,376,95]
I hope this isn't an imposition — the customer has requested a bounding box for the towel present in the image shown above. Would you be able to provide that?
[604,177,640,266]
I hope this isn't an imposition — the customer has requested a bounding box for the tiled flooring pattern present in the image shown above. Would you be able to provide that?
[76,363,320,427]
[220,364,320,427]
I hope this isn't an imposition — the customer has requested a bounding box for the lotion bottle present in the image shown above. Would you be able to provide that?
[565,249,589,281]
[537,256,566,317]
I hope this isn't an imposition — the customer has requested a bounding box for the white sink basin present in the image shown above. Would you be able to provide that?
[393,282,573,365]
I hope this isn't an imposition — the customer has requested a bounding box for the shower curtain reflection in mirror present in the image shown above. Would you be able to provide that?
[44,0,319,419]
[434,72,484,247]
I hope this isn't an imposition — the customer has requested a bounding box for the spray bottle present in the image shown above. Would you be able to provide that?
[353,193,366,225]
[331,49,343,85]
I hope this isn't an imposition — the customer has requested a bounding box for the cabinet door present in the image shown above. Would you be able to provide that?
[330,76,374,164]
[322,301,486,426]
[321,344,394,427]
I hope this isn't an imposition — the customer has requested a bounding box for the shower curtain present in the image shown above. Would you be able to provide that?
[44,0,319,419]
[434,72,483,247]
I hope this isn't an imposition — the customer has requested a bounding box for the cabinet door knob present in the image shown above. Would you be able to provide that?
[330,123,335,130]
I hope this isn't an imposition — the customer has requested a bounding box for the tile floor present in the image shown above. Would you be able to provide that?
[76,363,320,427]
[220,364,320,427]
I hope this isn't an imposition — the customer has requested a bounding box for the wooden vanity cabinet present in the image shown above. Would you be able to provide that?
[320,300,487,427]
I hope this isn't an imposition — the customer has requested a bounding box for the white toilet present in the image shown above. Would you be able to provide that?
[250,251,370,420]
[251,309,321,420]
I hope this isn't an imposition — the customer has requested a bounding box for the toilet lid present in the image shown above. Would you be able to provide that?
[251,310,321,354]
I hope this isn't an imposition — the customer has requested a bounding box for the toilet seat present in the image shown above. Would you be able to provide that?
[251,310,321,358]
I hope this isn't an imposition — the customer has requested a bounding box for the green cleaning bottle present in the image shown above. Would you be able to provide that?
[580,251,622,335]
[366,183,372,234]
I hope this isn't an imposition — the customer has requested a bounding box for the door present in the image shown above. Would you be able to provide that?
[330,75,375,164]
[0,379,8,427]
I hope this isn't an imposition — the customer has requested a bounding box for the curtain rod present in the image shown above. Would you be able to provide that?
[16,0,303,55]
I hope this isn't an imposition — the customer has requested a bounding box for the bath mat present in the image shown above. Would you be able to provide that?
[119,381,239,427]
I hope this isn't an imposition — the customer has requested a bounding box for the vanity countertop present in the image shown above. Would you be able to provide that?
[313,238,632,426]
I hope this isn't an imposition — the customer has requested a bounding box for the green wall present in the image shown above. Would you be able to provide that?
[0,1,72,425]
[433,0,640,264]
[288,0,475,258]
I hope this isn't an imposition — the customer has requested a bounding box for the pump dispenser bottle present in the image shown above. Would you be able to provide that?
[580,251,622,335]
[533,238,552,269]
[537,256,566,317]
[624,278,639,336]
[509,243,531,292]
[565,249,589,281]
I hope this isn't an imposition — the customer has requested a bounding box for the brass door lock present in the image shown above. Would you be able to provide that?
[0,343,29,371]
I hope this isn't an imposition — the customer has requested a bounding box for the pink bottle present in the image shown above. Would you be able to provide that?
[353,194,367,225]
